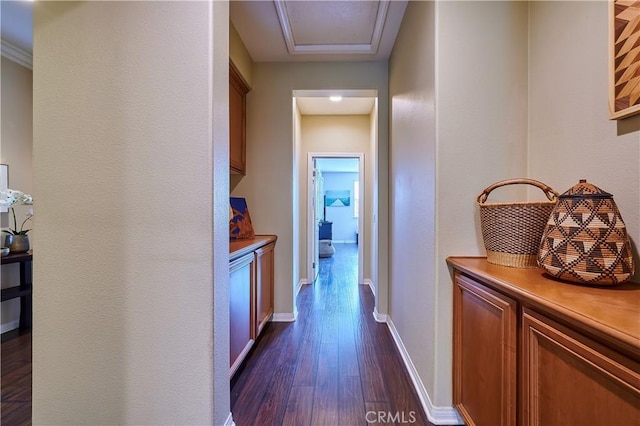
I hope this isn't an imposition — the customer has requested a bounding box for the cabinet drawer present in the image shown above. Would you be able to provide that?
[522,308,640,426]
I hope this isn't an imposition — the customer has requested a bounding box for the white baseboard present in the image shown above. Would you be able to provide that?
[372,308,388,323]
[224,412,235,426]
[386,319,464,425]
[297,278,310,297]
[331,240,357,244]
[363,278,375,296]
[0,320,20,334]
[271,312,297,322]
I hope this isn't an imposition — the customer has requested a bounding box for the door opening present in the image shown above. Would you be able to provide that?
[308,154,364,285]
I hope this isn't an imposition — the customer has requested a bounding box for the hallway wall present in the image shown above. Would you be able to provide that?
[233,61,389,317]
[389,0,529,414]
[299,115,373,282]
[32,2,230,424]
[528,0,640,280]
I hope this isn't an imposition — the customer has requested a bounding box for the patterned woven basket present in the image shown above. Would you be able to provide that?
[537,180,635,285]
[477,179,558,268]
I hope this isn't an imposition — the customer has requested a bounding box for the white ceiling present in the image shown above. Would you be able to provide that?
[230,0,407,62]
[1,0,33,67]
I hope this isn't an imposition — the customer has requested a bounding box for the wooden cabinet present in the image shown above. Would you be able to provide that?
[229,62,249,175]
[453,274,517,426]
[229,252,254,377]
[254,242,275,337]
[449,257,640,426]
[522,309,639,426]
[229,235,277,377]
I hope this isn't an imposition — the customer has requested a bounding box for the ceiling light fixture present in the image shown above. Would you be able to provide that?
[329,95,343,102]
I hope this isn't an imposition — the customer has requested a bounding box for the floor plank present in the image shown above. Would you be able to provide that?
[1,331,31,426]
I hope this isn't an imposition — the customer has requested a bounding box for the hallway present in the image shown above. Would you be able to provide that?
[231,244,432,425]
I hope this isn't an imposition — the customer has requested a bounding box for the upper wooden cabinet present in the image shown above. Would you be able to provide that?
[229,62,250,175]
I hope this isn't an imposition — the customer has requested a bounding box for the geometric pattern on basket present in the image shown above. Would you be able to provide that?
[538,198,635,285]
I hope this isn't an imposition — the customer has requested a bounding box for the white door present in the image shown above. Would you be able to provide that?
[311,159,321,282]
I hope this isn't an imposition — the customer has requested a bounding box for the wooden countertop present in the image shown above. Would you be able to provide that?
[230,235,277,261]
[447,256,640,359]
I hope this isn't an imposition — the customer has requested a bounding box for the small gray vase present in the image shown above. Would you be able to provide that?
[6,234,30,253]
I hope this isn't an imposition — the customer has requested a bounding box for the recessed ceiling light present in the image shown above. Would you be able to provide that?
[329,95,342,102]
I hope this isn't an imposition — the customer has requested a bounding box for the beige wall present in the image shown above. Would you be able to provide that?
[435,0,530,406]
[389,0,529,411]
[298,114,374,282]
[389,0,438,410]
[528,0,640,281]
[33,2,231,424]
[230,20,253,88]
[0,56,33,331]
[369,101,379,291]
[232,61,389,316]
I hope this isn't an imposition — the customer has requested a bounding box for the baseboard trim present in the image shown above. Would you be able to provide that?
[224,412,235,426]
[297,278,310,297]
[386,318,464,425]
[271,312,297,322]
[372,308,387,323]
[0,320,20,334]
[363,278,375,296]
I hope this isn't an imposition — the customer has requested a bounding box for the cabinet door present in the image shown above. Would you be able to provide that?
[229,63,249,175]
[229,252,255,377]
[522,308,640,426]
[254,242,275,337]
[453,273,517,426]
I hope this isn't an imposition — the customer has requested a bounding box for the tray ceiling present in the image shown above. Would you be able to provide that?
[231,0,407,62]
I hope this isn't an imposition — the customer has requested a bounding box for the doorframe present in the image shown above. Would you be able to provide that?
[307,152,365,285]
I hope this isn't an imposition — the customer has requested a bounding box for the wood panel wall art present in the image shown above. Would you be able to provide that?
[610,0,640,119]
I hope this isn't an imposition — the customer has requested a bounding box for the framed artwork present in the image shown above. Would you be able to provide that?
[229,197,255,240]
[325,189,350,207]
[609,0,640,120]
[0,164,7,213]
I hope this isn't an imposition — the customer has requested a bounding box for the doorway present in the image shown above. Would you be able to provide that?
[308,155,364,286]
[292,90,379,315]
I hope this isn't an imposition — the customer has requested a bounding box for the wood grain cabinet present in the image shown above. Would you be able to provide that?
[453,274,517,426]
[522,309,640,426]
[254,242,275,337]
[449,257,640,426]
[229,252,254,377]
[229,236,277,377]
[229,62,250,175]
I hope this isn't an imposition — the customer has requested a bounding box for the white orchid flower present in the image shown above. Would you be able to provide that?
[1,188,34,235]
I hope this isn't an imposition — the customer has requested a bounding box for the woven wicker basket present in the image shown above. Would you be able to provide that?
[477,179,558,268]
[537,180,635,285]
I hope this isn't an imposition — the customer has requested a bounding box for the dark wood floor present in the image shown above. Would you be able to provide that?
[1,330,32,426]
[231,243,432,426]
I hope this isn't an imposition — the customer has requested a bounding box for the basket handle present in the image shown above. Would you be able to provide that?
[477,178,558,204]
